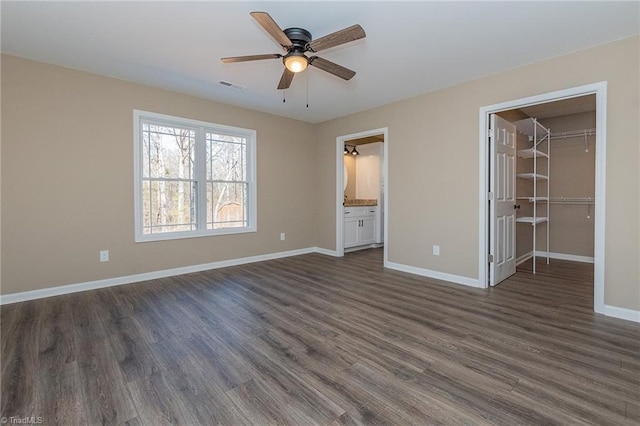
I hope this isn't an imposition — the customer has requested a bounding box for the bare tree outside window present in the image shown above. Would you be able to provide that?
[206,133,248,229]
[141,124,196,234]
[135,111,256,242]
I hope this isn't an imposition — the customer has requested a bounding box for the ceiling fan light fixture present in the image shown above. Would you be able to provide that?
[221,13,365,91]
[284,54,308,73]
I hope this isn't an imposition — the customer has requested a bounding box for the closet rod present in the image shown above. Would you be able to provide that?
[548,197,594,204]
[550,128,596,140]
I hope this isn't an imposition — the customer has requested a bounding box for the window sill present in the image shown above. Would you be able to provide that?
[135,226,257,243]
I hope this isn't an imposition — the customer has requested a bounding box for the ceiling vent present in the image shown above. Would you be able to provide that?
[218,80,245,90]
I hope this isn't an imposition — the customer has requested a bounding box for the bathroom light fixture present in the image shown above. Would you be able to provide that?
[344,144,359,155]
[284,53,308,73]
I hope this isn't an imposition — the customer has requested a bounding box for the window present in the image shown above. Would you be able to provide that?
[134,110,256,242]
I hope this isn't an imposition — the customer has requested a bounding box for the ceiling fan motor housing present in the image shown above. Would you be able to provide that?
[283,27,312,50]
[282,28,312,71]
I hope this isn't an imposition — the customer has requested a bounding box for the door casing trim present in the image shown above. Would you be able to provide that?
[478,82,607,314]
[335,127,389,266]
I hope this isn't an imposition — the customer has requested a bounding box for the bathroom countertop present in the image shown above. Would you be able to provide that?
[344,199,378,207]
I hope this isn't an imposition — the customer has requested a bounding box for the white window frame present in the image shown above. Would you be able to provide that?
[133,110,257,242]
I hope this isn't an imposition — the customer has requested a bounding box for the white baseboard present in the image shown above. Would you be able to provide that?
[0,247,334,305]
[534,251,594,264]
[384,261,481,288]
[313,247,339,257]
[344,243,384,254]
[603,304,640,323]
[516,251,534,266]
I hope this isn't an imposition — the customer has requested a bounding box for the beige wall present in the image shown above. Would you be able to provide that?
[315,36,639,310]
[1,55,317,294]
[0,55,2,288]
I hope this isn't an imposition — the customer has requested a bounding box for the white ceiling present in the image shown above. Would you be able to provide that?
[2,1,638,123]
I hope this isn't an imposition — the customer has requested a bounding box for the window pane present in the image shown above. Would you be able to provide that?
[207,182,247,229]
[142,180,151,229]
[142,179,196,234]
[143,122,195,179]
[142,127,150,178]
[206,133,246,181]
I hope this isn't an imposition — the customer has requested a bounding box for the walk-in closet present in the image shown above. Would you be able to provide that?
[497,94,596,281]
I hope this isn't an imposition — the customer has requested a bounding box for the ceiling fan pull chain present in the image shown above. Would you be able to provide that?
[283,89,286,103]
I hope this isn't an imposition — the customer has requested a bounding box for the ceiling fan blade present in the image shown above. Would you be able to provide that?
[277,68,295,90]
[309,24,366,52]
[220,53,282,64]
[309,57,356,80]
[250,11,292,48]
[221,54,281,63]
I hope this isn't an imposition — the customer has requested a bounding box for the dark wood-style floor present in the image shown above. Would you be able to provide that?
[2,249,639,425]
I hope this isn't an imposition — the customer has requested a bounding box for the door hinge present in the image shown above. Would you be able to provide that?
[487,128,495,139]
[488,254,494,263]
[488,192,494,200]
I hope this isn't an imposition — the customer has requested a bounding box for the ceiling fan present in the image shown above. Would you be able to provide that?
[221,12,366,90]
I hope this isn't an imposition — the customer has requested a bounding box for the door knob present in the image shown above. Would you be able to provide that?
[514,204,521,209]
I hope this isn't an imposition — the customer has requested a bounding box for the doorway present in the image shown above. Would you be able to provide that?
[479,82,607,313]
[335,127,389,264]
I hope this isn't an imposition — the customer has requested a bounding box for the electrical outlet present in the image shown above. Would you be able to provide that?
[100,250,109,262]
[280,232,286,241]
[433,245,440,256]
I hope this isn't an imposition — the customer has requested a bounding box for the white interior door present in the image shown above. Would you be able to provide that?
[490,114,517,286]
